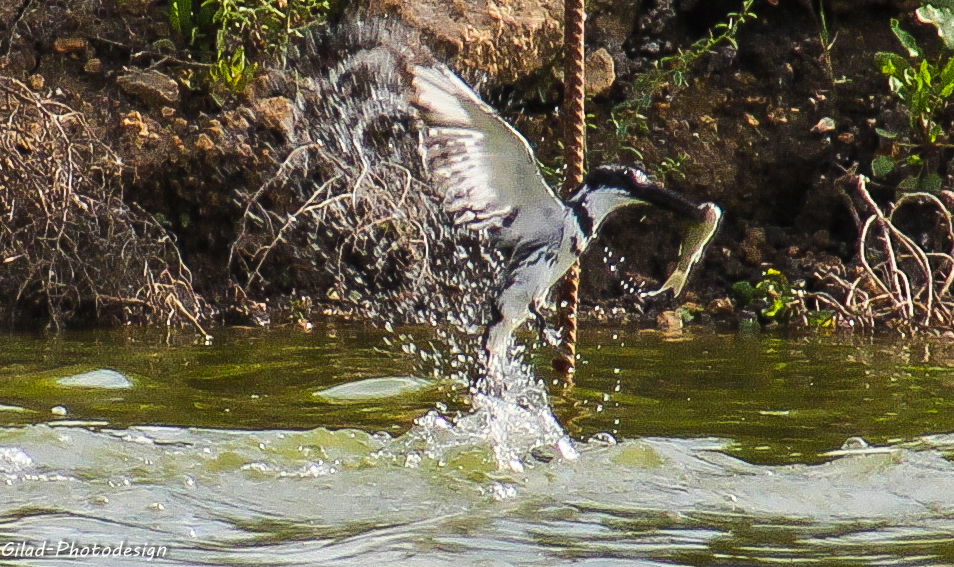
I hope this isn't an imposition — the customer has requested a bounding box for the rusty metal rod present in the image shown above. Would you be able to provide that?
[553,0,586,376]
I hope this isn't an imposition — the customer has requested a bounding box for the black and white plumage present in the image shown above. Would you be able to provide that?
[408,64,723,366]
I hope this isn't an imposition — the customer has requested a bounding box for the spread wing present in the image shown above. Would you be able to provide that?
[409,65,565,243]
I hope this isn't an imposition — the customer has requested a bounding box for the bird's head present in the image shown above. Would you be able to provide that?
[566,164,706,237]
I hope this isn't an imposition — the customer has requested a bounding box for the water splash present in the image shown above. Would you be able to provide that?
[378,353,578,473]
[250,18,573,468]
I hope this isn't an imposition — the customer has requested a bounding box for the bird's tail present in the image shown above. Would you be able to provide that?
[648,202,723,298]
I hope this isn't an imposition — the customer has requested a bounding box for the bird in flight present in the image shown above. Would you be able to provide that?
[408,64,722,377]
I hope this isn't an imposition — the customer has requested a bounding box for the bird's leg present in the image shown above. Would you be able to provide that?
[528,299,548,345]
[530,299,561,348]
[480,297,526,394]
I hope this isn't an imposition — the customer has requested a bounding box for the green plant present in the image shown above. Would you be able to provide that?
[537,140,566,187]
[816,1,850,86]
[872,4,954,193]
[169,0,218,48]
[733,268,797,322]
[211,0,332,68]
[210,46,258,96]
[611,0,757,140]
[656,152,690,182]
[733,268,840,328]
[168,0,333,98]
[733,268,836,328]
[168,0,193,37]
[653,0,756,89]
[587,0,754,181]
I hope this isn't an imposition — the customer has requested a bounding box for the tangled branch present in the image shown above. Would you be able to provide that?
[0,76,210,330]
[817,174,954,333]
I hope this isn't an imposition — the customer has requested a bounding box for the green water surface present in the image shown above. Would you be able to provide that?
[0,324,950,465]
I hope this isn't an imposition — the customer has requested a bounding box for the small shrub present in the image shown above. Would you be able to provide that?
[733,268,799,323]
[872,4,954,193]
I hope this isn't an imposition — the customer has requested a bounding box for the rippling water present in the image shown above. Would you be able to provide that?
[0,326,953,565]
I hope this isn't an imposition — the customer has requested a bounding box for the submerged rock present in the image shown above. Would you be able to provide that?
[314,376,433,402]
[56,369,133,389]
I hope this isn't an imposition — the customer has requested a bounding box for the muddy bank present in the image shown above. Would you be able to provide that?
[0,0,943,332]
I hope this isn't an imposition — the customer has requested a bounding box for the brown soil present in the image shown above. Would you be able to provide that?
[0,0,941,330]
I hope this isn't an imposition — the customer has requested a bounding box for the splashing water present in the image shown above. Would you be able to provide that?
[247,18,576,468]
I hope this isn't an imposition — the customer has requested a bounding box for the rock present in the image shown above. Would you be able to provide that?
[739,310,760,334]
[314,376,433,402]
[766,107,788,124]
[656,310,683,334]
[255,97,298,142]
[117,71,180,108]
[811,117,836,134]
[195,133,215,152]
[152,38,177,52]
[206,120,226,142]
[366,0,563,85]
[741,227,767,265]
[121,110,150,137]
[83,58,102,74]
[56,368,133,389]
[53,38,89,54]
[585,48,616,96]
[27,74,44,91]
[588,0,639,46]
[707,297,735,316]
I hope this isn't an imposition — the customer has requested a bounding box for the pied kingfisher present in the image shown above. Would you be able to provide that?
[408,64,722,370]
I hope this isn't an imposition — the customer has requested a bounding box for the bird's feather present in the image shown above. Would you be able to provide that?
[409,65,565,244]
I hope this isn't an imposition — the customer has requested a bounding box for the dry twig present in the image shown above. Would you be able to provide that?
[0,77,209,329]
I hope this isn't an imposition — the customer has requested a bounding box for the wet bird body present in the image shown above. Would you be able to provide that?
[408,63,723,369]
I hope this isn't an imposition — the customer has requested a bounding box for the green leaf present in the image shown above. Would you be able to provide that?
[920,59,934,85]
[920,172,944,192]
[172,0,194,35]
[762,298,786,318]
[917,4,954,50]
[169,0,185,34]
[874,127,899,139]
[891,18,922,57]
[940,53,954,85]
[941,78,954,97]
[198,0,218,29]
[732,281,755,306]
[871,155,896,177]
[898,173,942,193]
[875,51,910,76]
[930,122,946,143]
[889,75,904,93]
